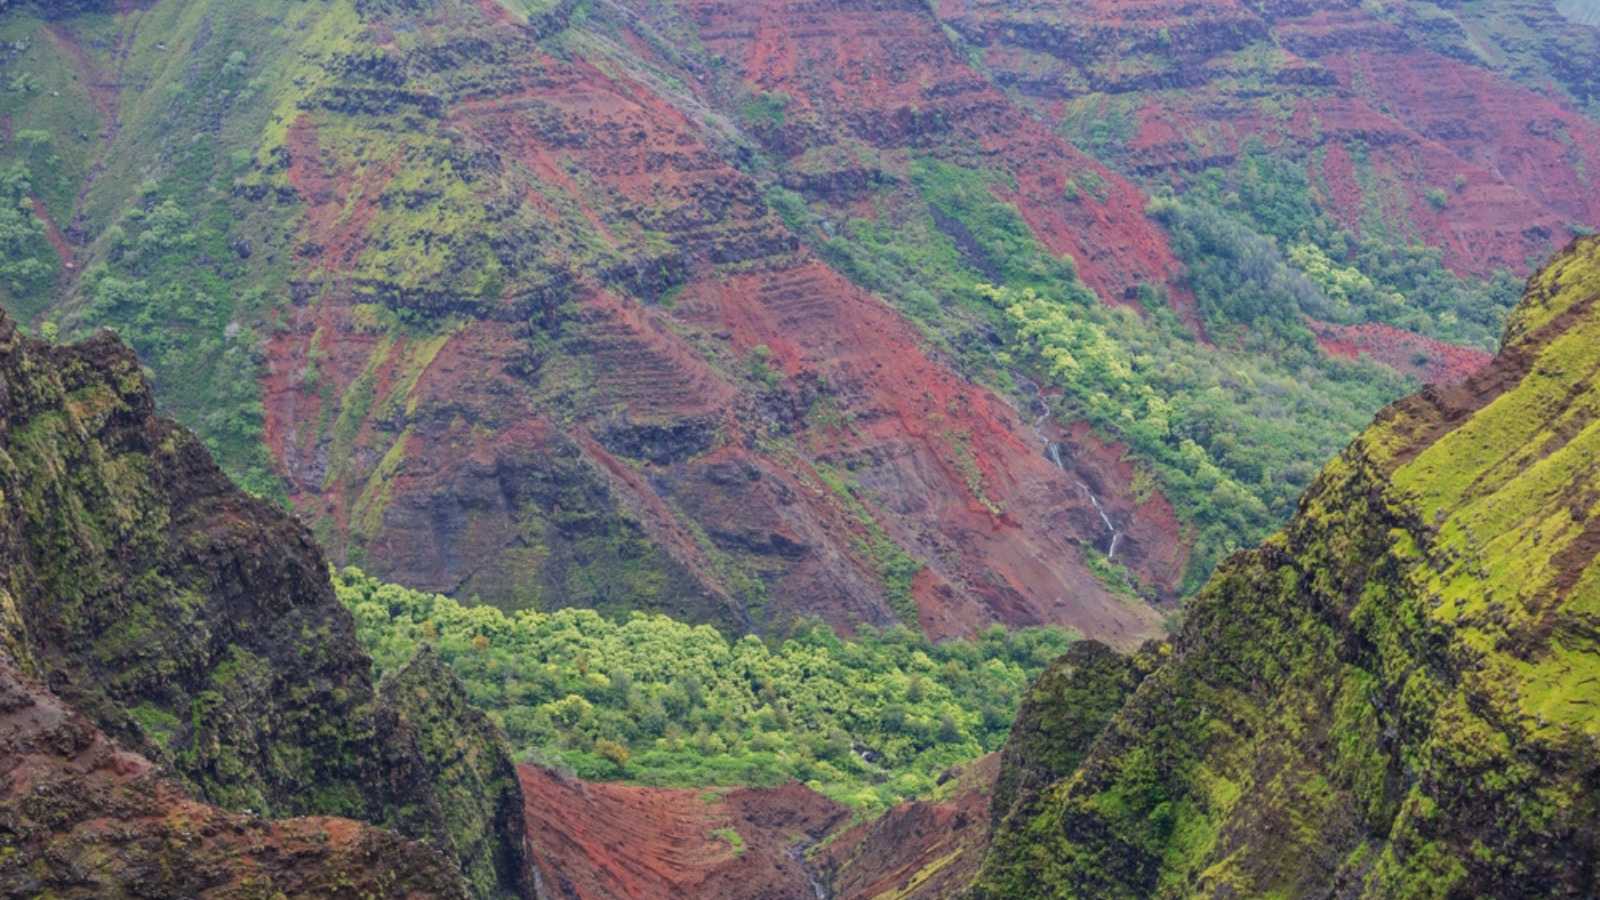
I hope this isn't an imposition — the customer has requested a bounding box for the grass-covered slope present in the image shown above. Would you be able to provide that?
[973,236,1600,898]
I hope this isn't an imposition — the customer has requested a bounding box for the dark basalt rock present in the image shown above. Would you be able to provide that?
[988,640,1161,831]
[598,415,717,466]
[376,647,534,900]
[0,646,475,899]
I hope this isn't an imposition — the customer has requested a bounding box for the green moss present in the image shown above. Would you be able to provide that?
[973,238,1600,899]
[710,826,746,856]
[739,91,790,128]
[129,702,181,748]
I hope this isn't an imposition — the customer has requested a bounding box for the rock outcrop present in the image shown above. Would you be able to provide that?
[972,237,1600,897]
[0,309,533,897]
[0,647,470,899]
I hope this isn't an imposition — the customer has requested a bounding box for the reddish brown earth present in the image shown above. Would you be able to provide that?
[29,195,72,272]
[937,0,1600,277]
[821,755,1000,900]
[519,758,1002,900]
[1309,318,1494,385]
[519,765,848,899]
[518,755,1004,896]
[643,0,1197,326]
[0,649,469,899]
[261,0,1173,645]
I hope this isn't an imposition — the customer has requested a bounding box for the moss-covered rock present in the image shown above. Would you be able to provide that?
[988,640,1163,832]
[0,646,472,899]
[0,309,533,898]
[972,237,1600,898]
[376,646,531,899]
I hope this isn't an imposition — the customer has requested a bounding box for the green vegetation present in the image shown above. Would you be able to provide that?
[740,90,791,128]
[973,238,1600,898]
[812,157,1407,589]
[336,566,1076,811]
[1169,148,1522,349]
[710,826,746,856]
[76,181,280,496]
[0,162,56,311]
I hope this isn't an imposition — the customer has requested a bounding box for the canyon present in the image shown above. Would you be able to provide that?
[2,1,1598,897]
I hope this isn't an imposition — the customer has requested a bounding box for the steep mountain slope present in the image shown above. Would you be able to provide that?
[2,0,1596,639]
[0,306,532,897]
[0,0,1176,642]
[973,236,1600,897]
[0,647,472,899]
[940,0,1600,277]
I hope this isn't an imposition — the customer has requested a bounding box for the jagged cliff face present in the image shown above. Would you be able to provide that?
[974,237,1600,897]
[0,309,532,898]
[0,647,471,899]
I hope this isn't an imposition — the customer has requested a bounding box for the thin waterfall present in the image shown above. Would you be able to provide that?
[1023,379,1122,561]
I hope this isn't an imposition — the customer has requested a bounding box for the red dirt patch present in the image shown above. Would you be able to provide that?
[520,765,848,899]
[821,754,1000,900]
[284,115,399,272]
[1310,319,1492,385]
[30,196,73,272]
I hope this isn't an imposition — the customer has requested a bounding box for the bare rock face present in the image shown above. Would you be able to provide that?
[0,310,532,898]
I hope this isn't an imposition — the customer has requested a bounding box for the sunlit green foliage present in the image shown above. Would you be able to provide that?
[77,179,279,497]
[336,567,1075,811]
[1175,147,1522,348]
[983,279,1405,588]
[806,155,1407,589]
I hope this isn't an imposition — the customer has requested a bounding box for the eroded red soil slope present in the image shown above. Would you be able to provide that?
[520,765,847,899]
[261,0,1171,644]
[939,0,1600,276]
[821,754,1000,900]
[1309,319,1493,385]
[519,756,1002,900]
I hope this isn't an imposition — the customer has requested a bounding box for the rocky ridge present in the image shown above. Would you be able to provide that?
[0,307,533,898]
[972,236,1600,897]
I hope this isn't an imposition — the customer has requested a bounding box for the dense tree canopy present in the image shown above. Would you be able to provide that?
[337,568,1076,810]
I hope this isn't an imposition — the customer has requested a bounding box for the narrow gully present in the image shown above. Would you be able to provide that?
[1022,379,1121,561]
